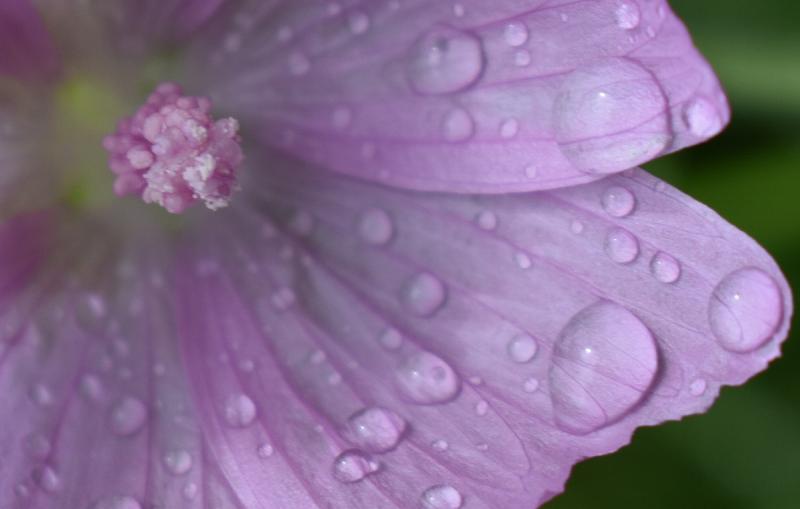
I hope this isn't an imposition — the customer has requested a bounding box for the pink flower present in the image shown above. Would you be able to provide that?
[0,1,791,508]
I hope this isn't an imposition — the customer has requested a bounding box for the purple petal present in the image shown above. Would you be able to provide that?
[0,0,59,80]
[196,0,728,192]
[166,161,790,508]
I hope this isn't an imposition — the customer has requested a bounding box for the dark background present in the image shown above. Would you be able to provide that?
[546,1,800,508]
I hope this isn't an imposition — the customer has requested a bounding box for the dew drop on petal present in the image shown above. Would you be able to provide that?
[421,485,463,508]
[683,97,723,138]
[504,21,529,47]
[406,27,484,95]
[475,400,489,416]
[183,483,198,500]
[550,302,658,434]
[689,378,707,396]
[442,108,475,142]
[378,327,403,350]
[332,450,380,483]
[514,49,532,67]
[402,272,447,317]
[357,208,394,246]
[432,439,449,451]
[614,1,641,29]
[514,252,532,270]
[163,449,193,475]
[605,228,639,264]
[347,10,370,35]
[33,465,61,493]
[110,397,148,436]
[708,268,783,352]
[344,407,406,452]
[475,210,498,231]
[601,186,636,217]
[257,442,275,458]
[396,351,460,404]
[223,393,257,427]
[650,252,681,284]
[523,377,540,393]
[507,334,538,363]
[499,118,520,138]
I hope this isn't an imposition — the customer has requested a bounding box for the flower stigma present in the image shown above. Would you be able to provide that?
[102,82,244,214]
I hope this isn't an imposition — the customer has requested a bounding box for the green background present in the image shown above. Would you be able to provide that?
[546,1,800,508]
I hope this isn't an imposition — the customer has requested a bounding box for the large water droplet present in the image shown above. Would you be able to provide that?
[110,397,147,436]
[163,449,193,475]
[402,272,447,317]
[650,252,681,284]
[605,228,639,264]
[92,496,142,509]
[421,485,464,508]
[406,27,484,95]
[223,393,257,427]
[332,450,380,483]
[358,208,394,246]
[550,302,658,434]
[614,2,641,29]
[601,186,636,217]
[396,352,460,404]
[442,108,475,143]
[555,58,670,174]
[503,21,529,47]
[507,334,538,363]
[344,407,406,452]
[708,268,782,352]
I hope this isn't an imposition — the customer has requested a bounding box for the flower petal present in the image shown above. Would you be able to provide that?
[173,159,789,508]
[0,0,59,80]
[196,0,728,192]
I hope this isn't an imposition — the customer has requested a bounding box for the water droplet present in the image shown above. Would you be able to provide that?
[507,334,538,363]
[684,97,723,137]
[223,393,257,427]
[605,228,639,264]
[332,450,380,483]
[689,378,707,396]
[33,465,61,493]
[92,496,142,509]
[601,186,636,217]
[475,210,498,231]
[257,442,275,458]
[163,449,193,475]
[432,439,449,451]
[442,108,475,142]
[514,49,532,67]
[358,208,394,246]
[514,252,532,270]
[708,268,782,352]
[378,327,403,350]
[550,302,658,434]
[523,377,540,393]
[31,383,54,406]
[76,293,107,332]
[422,485,463,508]
[555,58,670,174]
[344,407,406,452]
[183,483,198,500]
[110,397,147,436]
[504,22,529,47]
[614,2,641,29]
[309,349,327,365]
[570,220,585,234]
[271,287,297,311]
[650,252,681,284]
[406,27,484,95]
[402,272,447,317]
[347,11,370,35]
[24,433,51,459]
[499,118,520,138]
[475,400,489,416]
[396,351,460,404]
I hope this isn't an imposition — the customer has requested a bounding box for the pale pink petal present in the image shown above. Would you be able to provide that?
[195,0,728,192]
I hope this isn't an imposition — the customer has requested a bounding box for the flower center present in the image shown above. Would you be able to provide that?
[102,82,244,214]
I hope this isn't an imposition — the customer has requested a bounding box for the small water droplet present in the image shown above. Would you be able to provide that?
[570,220,585,234]
[650,252,681,284]
[689,378,707,396]
[406,27,484,95]
[432,439,449,451]
[183,483,198,500]
[257,442,275,458]
[475,400,489,416]
[614,2,641,29]
[402,272,447,317]
[422,485,463,508]
[504,22,529,47]
[499,118,520,138]
[76,293,107,332]
[601,186,636,217]
[550,302,658,434]
[358,208,394,246]
[523,377,540,393]
[514,49,532,67]
[31,383,54,406]
[442,108,475,142]
[271,287,297,311]
[378,327,403,350]
[92,496,142,509]
[684,97,723,138]
[708,268,783,352]
[163,449,193,475]
[223,393,257,427]
[396,351,460,404]
[33,465,61,493]
[507,334,538,363]
[345,407,406,452]
[605,228,639,264]
[514,252,532,270]
[475,210,498,231]
[347,11,370,35]
[110,397,147,436]
[332,450,380,483]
